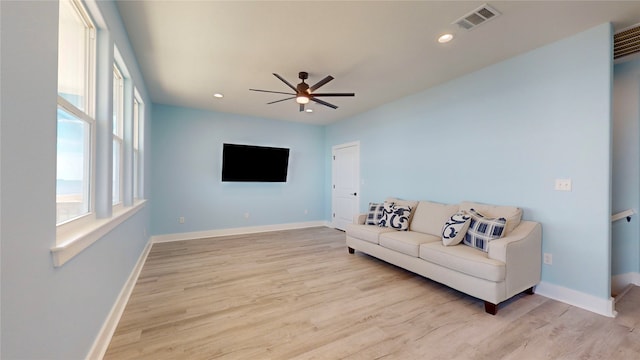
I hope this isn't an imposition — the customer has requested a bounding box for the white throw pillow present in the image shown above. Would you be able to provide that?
[378,203,413,231]
[441,211,471,246]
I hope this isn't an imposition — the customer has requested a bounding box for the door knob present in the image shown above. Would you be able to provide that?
[351,192,357,196]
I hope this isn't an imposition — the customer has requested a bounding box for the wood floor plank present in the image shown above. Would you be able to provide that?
[104,227,640,359]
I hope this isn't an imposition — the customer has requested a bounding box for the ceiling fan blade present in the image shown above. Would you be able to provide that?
[309,75,334,92]
[267,96,296,105]
[250,89,295,96]
[310,93,355,97]
[299,103,305,112]
[310,97,338,109]
[273,73,297,92]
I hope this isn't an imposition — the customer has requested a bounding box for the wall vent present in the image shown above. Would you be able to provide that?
[614,24,640,60]
[453,4,501,31]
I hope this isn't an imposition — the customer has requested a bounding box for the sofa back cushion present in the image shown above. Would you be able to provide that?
[458,201,522,235]
[410,201,459,236]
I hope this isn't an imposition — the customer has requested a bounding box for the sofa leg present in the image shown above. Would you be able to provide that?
[348,247,355,254]
[484,301,498,315]
[524,286,535,295]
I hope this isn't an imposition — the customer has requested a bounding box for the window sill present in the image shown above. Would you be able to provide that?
[51,199,147,267]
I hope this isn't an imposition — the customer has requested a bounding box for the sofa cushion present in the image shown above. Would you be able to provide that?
[379,203,413,231]
[380,231,440,257]
[463,209,506,252]
[366,202,392,225]
[441,210,471,246]
[419,241,506,282]
[346,223,395,244]
[459,201,522,235]
[385,197,419,209]
[410,201,459,236]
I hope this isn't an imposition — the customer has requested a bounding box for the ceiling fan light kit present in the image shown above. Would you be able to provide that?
[250,71,354,112]
[296,95,310,104]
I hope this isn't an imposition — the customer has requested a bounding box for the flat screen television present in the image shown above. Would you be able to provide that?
[221,143,290,182]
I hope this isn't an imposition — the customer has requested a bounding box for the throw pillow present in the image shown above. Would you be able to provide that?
[378,203,413,231]
[463,208,506,252]
[366,202,392,225]
[442,210,471,246]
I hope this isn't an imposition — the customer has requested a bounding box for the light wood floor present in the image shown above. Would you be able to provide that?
[104,227,640,359]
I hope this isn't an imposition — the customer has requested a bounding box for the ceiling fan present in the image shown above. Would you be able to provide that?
[250,72,355,112]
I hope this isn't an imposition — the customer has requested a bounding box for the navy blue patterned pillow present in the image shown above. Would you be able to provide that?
[366,202,392,225]
[463,209,506,252]
[378,203,412,231]
[442,211,471,246]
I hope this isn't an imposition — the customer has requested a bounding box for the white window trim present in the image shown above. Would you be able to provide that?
[133,88,144,199]
[112,64,124,206]
[52,199,146,267]
[53,1,148,267]
[56,0,96,227]
[56,99,96,221]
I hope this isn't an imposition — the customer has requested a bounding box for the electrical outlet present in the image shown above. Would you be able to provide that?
[244,212,250,219]
[554,179,572,191]
[543,253,553,265]
[304,209,309,215]
[179,216,185,224]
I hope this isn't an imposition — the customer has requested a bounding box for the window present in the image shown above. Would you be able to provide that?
[56,0,95,224]
[133,91,143,199]
[53,0,148,267]
[112,64,124,205]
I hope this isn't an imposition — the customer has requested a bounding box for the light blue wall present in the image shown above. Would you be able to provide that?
[326,24,613,299]
[0,1,152,359]
[150,105,326,235]
[612,57,640,275]
[0,2,622,357]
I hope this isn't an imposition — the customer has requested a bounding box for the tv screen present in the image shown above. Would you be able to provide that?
[221,143,290,182]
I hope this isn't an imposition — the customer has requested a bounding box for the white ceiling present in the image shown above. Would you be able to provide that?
[116,1,640,125]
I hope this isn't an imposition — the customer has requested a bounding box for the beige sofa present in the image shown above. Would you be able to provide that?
[345,198,542,314]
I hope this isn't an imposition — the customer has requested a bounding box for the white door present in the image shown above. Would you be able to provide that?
[332,142,360,230]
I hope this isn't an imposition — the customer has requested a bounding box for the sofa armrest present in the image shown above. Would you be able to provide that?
[488,221,542,295]
[354,213,367,225]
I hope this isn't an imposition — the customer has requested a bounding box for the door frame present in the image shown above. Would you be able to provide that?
[331,141,360,229]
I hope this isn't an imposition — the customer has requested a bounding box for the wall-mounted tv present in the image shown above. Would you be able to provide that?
[221,143,290,182]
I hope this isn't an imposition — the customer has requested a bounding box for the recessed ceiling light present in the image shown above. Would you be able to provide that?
[438,33,454,43]
[306,108,313,113]
[213,93,224,98]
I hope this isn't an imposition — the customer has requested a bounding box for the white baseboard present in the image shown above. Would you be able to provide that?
[151,220,331,243]
[535,281,617,318]
[85,238,154,360]
[611,272,640,296]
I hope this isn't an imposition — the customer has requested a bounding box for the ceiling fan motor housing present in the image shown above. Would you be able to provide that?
[297,72,310,94]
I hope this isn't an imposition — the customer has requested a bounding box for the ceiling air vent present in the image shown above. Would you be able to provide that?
[614,24,640,60]
[453,4,501,31]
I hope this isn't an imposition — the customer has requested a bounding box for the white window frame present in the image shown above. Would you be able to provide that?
[112,63,124,207]
[56,0,96,227]
[52,0,147,267]
[133,88,144,200]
